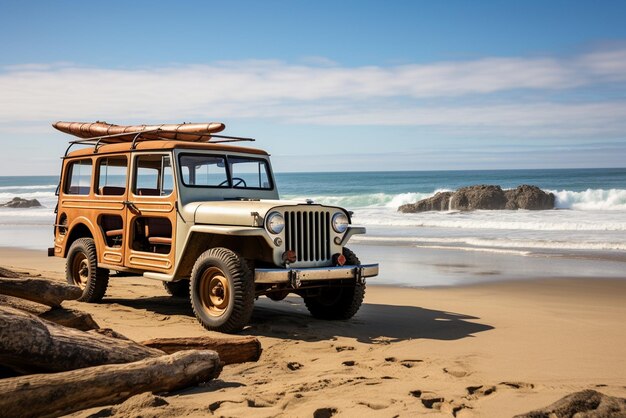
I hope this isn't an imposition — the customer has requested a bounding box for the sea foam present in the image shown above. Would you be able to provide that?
[552,189,626,210]
[291,187,626,211]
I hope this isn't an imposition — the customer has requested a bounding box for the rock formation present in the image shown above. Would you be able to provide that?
[398,184,555,213]
[450,185,507,211]
[515,389,626,418]
[0,197,42,208]
[504,185,555,210]
[398,192,453,213]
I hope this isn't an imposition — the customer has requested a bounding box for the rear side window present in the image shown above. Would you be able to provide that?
[97,156,128,196]
[65,159,93,195]
[133,154,174,196]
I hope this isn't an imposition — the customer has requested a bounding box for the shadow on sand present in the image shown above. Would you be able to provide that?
[103,295,493,344]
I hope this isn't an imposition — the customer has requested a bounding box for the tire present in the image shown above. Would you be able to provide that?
[66,237,109,302]
[303,247,366,320]
[190,248,254,333]
[163,279,190,298]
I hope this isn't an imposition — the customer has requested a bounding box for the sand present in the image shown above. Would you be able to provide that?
[1,247,626,417]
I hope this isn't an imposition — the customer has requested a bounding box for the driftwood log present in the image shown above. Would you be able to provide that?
[0,350,222,418]
[142,335,262,365]
[89,327,133,340]
[39,308,100,331]
[0,295,100,331]
[0,294,48,314]
[0,306,164,374]
[0,277,82,307]
[0,267,21,278]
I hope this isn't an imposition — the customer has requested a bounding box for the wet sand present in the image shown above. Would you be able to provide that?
[1,246,625,417]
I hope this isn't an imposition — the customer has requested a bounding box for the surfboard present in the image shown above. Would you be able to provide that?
[53,121,226,143]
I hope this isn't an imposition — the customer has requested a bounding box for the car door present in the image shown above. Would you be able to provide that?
[124,153,177,273]
[94,154,130,267]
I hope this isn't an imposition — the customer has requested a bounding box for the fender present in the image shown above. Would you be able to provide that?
[149,225,271,281]
[63,216,99,256]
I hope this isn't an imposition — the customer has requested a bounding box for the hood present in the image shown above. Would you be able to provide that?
[188,199,304,227]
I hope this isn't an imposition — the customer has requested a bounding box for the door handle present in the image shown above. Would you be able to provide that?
[123,200,140,213]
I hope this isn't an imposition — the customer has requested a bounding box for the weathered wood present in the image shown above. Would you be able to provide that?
[0,306,164,374]
[0,267,21,278]
[39,308,100,331]
[0,277,82,307]
[0,295,100,331]
[0,294,47,315]
[88,327,132,340]
[141,335,262,365]
[0,350,222,418]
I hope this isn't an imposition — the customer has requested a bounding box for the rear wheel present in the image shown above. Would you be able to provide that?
[66,238,109,302]
[303,247,366,320]
[163,279,190,298]
[190,248,254,333]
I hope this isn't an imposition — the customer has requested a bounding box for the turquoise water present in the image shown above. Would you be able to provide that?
[1,168,625,256]
[276,168,626,197]
[1,168,626,286]
[2,167,626,202]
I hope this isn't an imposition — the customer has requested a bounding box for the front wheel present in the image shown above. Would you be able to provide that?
[303,247,366,320]
[190,248,254,333]
[65,237,109,302]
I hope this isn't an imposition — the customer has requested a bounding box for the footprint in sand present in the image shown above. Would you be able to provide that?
[499,381,535,389]
[465,385,496,398]
[420,395,445,409]
[410,390,472,416]
[287,362,303,371]
[443,367,469,378]
[313,407,338,418]
[400,359,423,368]
[358,400,392,410]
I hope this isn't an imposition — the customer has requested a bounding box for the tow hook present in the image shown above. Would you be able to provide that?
[289,270,302,289]
[355,267,366,286]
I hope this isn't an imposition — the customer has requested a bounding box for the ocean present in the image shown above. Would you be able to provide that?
[1,168,625,285]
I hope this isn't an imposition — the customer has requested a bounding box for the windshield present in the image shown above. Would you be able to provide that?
[178,154,272,190]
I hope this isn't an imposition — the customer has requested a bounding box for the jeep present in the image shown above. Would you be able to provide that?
[50,121,379,332]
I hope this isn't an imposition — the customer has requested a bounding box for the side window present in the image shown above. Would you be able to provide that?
[97,156,128,196]
[229,158,271,189]
[179,155,228,187]
[65,159,93,195]
[134,154,173,196]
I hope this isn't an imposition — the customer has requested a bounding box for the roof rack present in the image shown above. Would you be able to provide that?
[62,129,256,157]
[55,121,255,156]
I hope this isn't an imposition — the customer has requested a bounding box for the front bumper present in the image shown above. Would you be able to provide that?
[254,264,379,288]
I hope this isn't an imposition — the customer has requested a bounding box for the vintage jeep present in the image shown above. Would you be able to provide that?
[50,121,379,332]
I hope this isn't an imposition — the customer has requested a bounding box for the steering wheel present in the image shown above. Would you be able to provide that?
[218,177,247,187]
[232,177,247,187]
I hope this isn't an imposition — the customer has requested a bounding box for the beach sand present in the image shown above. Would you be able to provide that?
[1,246,625,417]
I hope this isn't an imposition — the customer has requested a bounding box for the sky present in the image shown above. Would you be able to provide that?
[1,0,626,175]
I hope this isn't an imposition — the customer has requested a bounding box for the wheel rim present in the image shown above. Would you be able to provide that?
[71,253,89,289]
[199,267,230,317]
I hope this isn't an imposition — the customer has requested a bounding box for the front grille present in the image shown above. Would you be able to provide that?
[284,210,331,262]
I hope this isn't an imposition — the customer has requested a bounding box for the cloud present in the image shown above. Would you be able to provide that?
[1,47,626,139]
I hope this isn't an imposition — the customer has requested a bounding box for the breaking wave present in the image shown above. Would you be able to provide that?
[551,189,626,210]
[287,188,626,211]
[284,189,452,209]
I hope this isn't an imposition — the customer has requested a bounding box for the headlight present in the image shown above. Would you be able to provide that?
[266,212,285,234]
[332,212,349,233]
